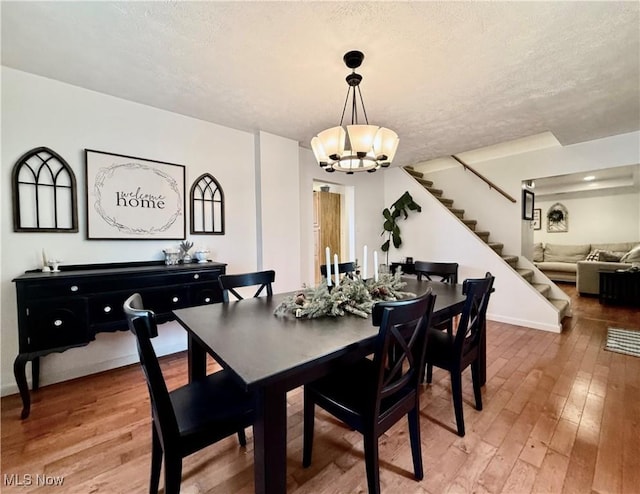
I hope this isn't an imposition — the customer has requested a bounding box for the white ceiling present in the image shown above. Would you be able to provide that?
[2,1,639,167]
[531,164,640,198]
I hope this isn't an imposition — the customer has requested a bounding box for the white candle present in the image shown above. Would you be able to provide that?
[363,245,368,279]
[334,253,340,287]
[374,250,379,282]
[325,247,332,286]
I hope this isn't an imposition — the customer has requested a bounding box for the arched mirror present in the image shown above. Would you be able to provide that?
[190,173,225,235]
[12,147,78,232]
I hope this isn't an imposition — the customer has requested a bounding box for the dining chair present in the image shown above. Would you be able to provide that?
[320,261,356,279]
[302,290,437,494]
[414,261,458,284]
[414,261,459,333]
[423,272,495,437]
[218,269,275,302]
[123,293,255,494]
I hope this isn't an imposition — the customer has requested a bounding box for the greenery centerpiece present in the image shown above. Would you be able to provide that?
[274,269,415,319]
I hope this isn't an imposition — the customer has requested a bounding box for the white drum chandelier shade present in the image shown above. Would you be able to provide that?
[311,51,399,174]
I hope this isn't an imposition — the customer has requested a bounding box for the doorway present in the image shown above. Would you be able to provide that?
[313,182,353,284]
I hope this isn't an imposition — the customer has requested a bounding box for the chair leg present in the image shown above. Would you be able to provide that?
[450,370,465,437]
[471,360,483,411]
[425,363,433,384]
[302,391,315,468]
[237,428,247,447]
[150,426,162,494]
[363,433,381,494]
[163,454,182,494]
[407,407,424,480]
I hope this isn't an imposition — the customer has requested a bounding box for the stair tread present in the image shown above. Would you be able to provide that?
[426,187,442,196]
[532,283,551,295]
[416,177,434,186]
[518,269,534,282]
[404,166,424,178]
[550,298,570,311]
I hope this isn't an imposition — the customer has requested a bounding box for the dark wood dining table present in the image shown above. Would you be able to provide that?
[173,278,467,494]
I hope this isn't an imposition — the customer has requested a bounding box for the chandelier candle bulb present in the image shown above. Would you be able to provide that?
[325,247,332,287]
[363,245,368,279]
[374,251,379,282]
[334,253,340,287]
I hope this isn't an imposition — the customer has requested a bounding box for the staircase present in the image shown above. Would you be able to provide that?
[404,166,570,321]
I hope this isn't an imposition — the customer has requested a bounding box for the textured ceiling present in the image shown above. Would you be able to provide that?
[2,1,639,167]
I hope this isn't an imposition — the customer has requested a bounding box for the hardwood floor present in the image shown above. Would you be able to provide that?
[2,285,639,493]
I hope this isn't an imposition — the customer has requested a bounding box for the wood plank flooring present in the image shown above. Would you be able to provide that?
[2,285,639,493]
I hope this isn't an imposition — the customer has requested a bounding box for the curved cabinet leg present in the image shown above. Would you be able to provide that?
[14,354,31,419]
[32,356,40,391]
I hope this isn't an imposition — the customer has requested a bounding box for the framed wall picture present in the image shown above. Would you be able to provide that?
[522,189,535,220]
[85,149,185,240]
[532,208,541,230]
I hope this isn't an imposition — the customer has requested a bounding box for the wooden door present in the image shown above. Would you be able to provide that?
[313,191,341,283]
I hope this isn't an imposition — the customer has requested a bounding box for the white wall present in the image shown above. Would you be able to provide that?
[0,67,382,396]
[256,131,302,293]
[298,148,385,286]
[0,68,263,395]
[412,132,640,257]
[384,167,565,332]
[534,191,639,245]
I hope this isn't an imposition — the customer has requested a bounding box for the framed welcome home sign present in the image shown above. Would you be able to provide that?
[85,149,186,240]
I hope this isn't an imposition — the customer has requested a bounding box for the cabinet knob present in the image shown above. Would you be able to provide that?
[193,273,200,279]
[204,297,211,303]
[53,319,63,327]
[103,306,112,313]
[70,285,79,292]
[172,296,179,303]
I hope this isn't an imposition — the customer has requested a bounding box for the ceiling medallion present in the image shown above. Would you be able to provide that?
[311,51,399,174]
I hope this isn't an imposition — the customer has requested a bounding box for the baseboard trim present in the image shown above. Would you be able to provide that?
[0,342,186,398]
[487,313,562,333]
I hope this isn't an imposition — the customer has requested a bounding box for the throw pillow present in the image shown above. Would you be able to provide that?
[598,250,623,262]
[585,249,601,261]
[621,244,640,263]
[533,243,544,262]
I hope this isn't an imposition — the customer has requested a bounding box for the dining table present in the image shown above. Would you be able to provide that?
[173,277,468,494]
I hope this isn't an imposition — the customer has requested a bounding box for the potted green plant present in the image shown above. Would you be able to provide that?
[381,191,422,264]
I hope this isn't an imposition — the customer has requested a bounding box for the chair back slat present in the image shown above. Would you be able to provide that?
[453,273,494,357]
[219,270,275,302]
[371,290,436,417]
[123,293,180,447]
[414,261,458,284]
[320,262,356,279]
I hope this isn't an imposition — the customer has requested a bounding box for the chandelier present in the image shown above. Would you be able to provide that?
[311,51,399,174]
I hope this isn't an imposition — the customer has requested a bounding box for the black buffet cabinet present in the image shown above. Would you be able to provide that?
[12,260,226,418]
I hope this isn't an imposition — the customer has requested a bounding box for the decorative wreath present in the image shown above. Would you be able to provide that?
[547,209,565,223]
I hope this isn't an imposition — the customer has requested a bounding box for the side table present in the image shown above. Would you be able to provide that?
[599,269,640,307]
